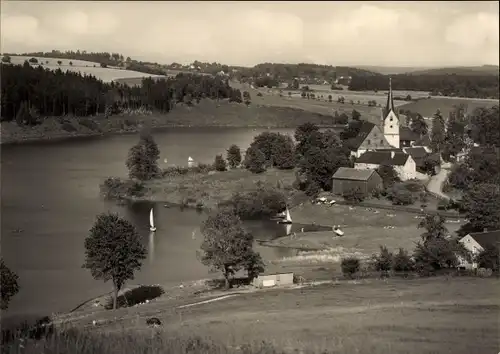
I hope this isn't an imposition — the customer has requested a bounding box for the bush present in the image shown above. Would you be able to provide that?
[304,179,321,197]
[341,257,360,278]
[213,154,227,172]
[61,122,77,132]
[392,248,414,276]
[476,244,500,272]
[162,163,214,177]
[372,246,393,277]
[226,144,242,168]
[387,184,416,205]
[342,187,365,204]
[413,238,461,276]
[220,186,286,220]
[79,118,100,131]
[244,146,266,174]
[100,177,145,200]
[104,285,164,310]
[437,199,451,210]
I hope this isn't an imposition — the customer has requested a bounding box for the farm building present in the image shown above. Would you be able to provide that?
[458,230,500,270]
[403,147,441,173]
[252,273,294,288]
[331,167,383,196]
[355,150,417,181]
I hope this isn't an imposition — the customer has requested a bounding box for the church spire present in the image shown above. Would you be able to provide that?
[385,77,395,114]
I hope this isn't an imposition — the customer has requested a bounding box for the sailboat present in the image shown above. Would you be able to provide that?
[149,208,156,232]
[278,207,292,225]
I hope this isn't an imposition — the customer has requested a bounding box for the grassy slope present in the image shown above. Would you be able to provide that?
[30,277,500,354]
[398,97,499,118]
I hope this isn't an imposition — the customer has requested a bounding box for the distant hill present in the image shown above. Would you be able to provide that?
[408,65,499,76]
[354,65,435,75]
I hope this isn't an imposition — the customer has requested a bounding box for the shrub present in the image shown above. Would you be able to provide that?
[100,177,145,200]
[342,187,365,204]
[341,257,360,278]
[392,248,414,276]
[79,118,100,131]
[476,244,500,272]
[226,144,242,168]
[0,259,19,310]
[213,154,227,172]
[377,165,400,189]
[61,122,77,132]
[387,184,416,205]
[244,146,266,174]
[412,238,461,276]
[372,246,393,277]
[104,285,164,310]
[220,187,286,220]
[437,199,451,210]
[304,179,321,197]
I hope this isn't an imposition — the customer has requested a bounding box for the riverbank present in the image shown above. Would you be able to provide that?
[1,99,343,145]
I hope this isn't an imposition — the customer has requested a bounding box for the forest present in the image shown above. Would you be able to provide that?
[348,73,499,99]
[0,61,241,123]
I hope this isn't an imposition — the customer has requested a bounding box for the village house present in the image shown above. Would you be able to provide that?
[331,167,383,196]
[402,147,441,174]
[458,230,500,270]
[399,126,422,147]
[355,150,417,181]
[347,121,394,158]
[253,273,294,288]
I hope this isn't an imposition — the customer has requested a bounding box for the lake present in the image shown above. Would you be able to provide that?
[1,127,324,324]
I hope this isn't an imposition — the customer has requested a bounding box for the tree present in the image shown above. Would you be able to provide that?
[410,113,428,136]
[372,246,393,277]
[272,135,296,169]
[461,183,500,233]
[227,144,242,168]
[57,60,62,65]
[413,238,461,275]
[242,91,251,106]
[351,109,361,120]
[476,244,500,272]
[417,214,448,244]
[0,259,20,310]
[1,55,11,63]
[392,248,414,276]
[82,213,146,310]
[69,61,73,66]
[126,131,161,181]
[199,208,263,288]
[443,106,466,159]
[214,154,227,171]
[376,164,400,189]
[469,106,500,148]
[328,94,332,102]
[28,57,38,64]
[342,187,365,204]
[430,110,446,152]
[244,145,266,174]
[341,257,360,278]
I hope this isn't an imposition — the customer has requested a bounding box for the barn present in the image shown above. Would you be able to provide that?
[252,273,294,288]
[331,167,383,196]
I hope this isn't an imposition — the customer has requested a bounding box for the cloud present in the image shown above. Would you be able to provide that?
[0,2,498,66]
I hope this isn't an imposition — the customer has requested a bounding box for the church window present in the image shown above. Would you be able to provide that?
[390,125,393,128]
[380,140,384,144]
[367,139,371,144]
[390,118,393,121]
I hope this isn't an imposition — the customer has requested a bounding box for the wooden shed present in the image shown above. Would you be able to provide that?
[331,167,383,196]
[252,273,294,288]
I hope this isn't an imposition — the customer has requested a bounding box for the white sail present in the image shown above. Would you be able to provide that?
[149,208,156,231]
[188,156,194,162]
[285,208,292,223]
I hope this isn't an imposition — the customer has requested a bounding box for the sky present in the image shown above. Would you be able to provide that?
[1,1,499,68]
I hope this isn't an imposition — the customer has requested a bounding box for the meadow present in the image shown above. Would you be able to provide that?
[397,96,499,118]
[6,277,499,354]
[7,55,166,82]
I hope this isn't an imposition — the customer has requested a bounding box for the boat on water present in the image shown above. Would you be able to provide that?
[188,156,194,162]
[278,208,292,225]
[333,225,344,236]
[149,208,156,232]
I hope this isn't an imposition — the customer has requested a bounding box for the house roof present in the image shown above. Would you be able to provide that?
[404,147,428,159]
[468,230,500,250]
[332,167,378,181]
[414,134,431,147]
[355,150,409,166]
[347,121,376,150]
[400,127,420,142]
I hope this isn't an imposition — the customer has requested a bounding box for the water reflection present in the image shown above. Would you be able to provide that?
[148,231,155,264]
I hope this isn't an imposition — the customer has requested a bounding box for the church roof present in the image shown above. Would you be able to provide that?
[356,150,409,166]
[382,77,396,118]
[346,121,376,150]
[400,127,420,142]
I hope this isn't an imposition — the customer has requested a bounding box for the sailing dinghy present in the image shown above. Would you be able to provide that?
[333,225,344,236]
[278,207,292,225]
[149,208,157,232]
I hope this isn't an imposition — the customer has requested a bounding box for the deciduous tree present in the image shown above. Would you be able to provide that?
[83,213,146,310]
[0,259,19,310]
[226,144,242,168]
[430,110,446,152]
[126,131,161,181]
[461,183,500,233]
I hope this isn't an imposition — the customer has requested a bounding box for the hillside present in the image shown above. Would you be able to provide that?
[354,65,436,75]
[408,65,500,76]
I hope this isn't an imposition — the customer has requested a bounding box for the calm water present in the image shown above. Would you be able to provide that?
[1,127,316,322]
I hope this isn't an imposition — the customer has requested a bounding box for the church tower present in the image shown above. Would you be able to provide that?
[382,77,400,148]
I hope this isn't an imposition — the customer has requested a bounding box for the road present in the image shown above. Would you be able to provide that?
[426,166,451,200]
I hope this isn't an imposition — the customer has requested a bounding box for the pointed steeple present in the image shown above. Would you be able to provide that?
[385,77,395,115]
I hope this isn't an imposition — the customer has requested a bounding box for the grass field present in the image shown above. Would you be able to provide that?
[7,55,166,82]
[398,96,499,118]
[11,277,498,354]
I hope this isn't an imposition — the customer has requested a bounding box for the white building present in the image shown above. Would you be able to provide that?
[458,230,500,270]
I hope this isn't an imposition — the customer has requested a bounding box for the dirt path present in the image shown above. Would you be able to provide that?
[426,167,451,200]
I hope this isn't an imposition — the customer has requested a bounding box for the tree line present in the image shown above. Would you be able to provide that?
[348,74,499,99]
[0,62,241,123]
